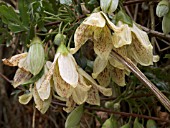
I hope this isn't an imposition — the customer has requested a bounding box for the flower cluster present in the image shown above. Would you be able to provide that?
[3,37,112,113]
[71,11,158,87]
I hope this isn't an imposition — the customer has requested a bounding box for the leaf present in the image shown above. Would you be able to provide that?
[65,105,84,128]
[164,54,170,59]
[120,123,130,128]
[18,0,30,27]
[115,10,133,27]
[102,115,119,128]
[0,5,21,24]
[8,23,27,33]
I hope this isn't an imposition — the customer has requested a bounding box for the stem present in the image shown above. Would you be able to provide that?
[110,50,170,112]
[52,100,170,123]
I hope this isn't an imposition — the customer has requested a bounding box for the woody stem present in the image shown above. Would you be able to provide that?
[110,50,170,112]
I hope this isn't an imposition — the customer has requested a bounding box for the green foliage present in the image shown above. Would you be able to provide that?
[102,115,118,128]
[65,105,84,128]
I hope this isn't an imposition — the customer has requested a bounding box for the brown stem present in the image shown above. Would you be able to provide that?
[110,50,170,112]
[123,0,158,6]
[52,101,170,123]
[0,72,12,83]
[139,25,170,40]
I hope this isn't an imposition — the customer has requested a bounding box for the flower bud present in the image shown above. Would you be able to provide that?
[54,33,66,45]
[100,0,119,14]
[27,37,45,75]
[146,119,157,128]
[162,10,170,34]
[156,0,169,17]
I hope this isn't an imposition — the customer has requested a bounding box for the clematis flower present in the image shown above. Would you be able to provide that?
[18,61,53,114]
[71,12,113,60]
[2,53,32,88]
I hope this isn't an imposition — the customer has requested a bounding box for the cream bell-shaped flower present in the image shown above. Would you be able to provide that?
[71,12,113,60]
[2,53,32,88]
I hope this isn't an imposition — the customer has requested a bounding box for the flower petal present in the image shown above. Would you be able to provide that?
[96,66,111,87]
[58,53,78,87]
[72,85,88,105]
[13,68,32,88]
[129,23,153,66]
[93,26,113,59]
[109,46,127,70]
[78,67,112,96]
[112,22,132,48]
[110,66,126,86]
[53,63,74,98]
[92,56,108,78]
[2,53,27,66]
[78,75,91,91]
[86,86,100,106]
[19,91,33,105]
[37,53,59,100]
[63,97,76,113]
[33,86,52,114]
[83,12,106,27]
[70,24,93,54]
[101,11,123,32]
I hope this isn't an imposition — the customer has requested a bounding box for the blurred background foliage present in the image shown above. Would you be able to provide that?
[0,0,170,128]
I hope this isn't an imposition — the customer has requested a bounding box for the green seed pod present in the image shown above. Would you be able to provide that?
[162,10,170,34]
[100,0,119,14]
[54,33,65,45]
[156,0,169,17]
[120,123,130,128]
[146,119,157,128]
[27,37,45,75]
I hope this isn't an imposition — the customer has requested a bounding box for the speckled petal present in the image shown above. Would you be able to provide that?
[78,75,91,91]
[93,26,113,59]
[58,53,78,87]
[129,23,153,66]
[78,67,112,96]
[96,66,111,87]
[13,68,32,88]
[70,24,93,54]
[92,56,108,78]
[86,86,100,106]
[110,66,126,86]
[53,63,74,98]
[2,53,27,66]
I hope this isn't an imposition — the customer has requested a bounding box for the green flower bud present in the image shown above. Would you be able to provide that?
[27,37,45,75]
[146,119,157,128]
[54,33,66,45]
[162,10,170,34]
[156,0,169,17]
[100,0,119,14]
